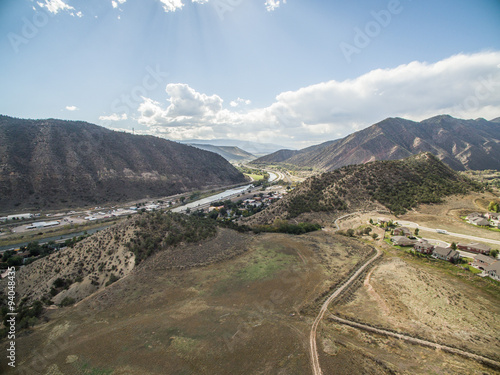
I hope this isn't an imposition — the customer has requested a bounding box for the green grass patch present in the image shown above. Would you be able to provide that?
[73,359,113,375]
[212,242,296,296]
[245,173,264,181]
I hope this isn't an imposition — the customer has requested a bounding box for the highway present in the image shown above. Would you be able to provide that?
[396,221,500,247]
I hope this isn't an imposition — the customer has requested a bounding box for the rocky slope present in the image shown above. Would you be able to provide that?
[0,116,245,211]
[252,115,500,171]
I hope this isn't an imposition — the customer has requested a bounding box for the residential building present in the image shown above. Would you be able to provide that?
[472,254,497,270]
[457,242,491,254]
[391,236,416,247]
[394,227,411,237]
[414,239,434,254]
[485,262,500,281]
[469,217,489,226]
[466,212,482,221]
[433,246,460,262]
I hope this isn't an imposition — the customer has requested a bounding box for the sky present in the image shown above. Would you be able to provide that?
[1,0,500,149]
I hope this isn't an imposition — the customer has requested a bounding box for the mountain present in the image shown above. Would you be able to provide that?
[0,116,245,211]
[187,143,255,162]
[252,115,500,171]
[180,139,288,156]
[248,153,483,224]
[252,140,338,166]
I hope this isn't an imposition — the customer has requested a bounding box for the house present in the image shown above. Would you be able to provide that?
[469,217,490,226]
[457,242,491,254]
[485,212,500,220]
[414,239,434,254]
[393,227,411,237]
[485,262,500,281]
[472,254,497,270]
[391,236,416,247]
[433,246,460,262]
[378,217,390,224]
[466,212,483,221]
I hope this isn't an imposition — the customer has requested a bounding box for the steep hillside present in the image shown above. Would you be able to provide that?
[188,143,255,162]
[0,116,245,211]
[1,212,245,305]
[249,153,483,224]
[252,115,500,171]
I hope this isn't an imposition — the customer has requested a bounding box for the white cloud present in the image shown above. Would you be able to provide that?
[112,0,126,9]
[230,97,252,107]
[65,105,79,111]
[37,0,74,14]
[136,51,500,148]
[265,0,286,12]
[158,0,184,12]
[99,113,128,121]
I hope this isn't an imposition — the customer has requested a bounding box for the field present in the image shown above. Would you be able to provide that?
[2,230,372,374]
[320,246,500,374]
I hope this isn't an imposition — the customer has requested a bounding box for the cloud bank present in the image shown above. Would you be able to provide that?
[115,51,500,148]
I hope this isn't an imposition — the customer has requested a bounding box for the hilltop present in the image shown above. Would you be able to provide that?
[0,116,245,211]
[248,153,483,224]
[187,143,255,162]
[252,115,500,171]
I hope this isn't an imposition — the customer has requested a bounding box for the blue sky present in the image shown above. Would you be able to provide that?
[1,0,500,148]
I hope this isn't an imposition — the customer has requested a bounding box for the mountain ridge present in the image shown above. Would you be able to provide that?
[0,116,245,211]
[252,115,500,171]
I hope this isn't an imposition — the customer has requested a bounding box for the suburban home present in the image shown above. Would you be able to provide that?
[457,242,491,254]
[393,227,411,237]
[432,246,460,262]
[391,236,417,247]
[485,262,500,281]
[472,254,497,270]
[378,217,390,224]
[469,217,490,226]
[485,212,500,220]
[466,212,483,221]
[414,239,434,254]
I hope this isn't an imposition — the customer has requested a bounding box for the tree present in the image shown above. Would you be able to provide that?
[369,218,373,225]
[414,228,419,236]
[371,233,378,240]
[451,242,457,250]
[490,249,499,259]
[488,201,499,213]
[346,228,355,237]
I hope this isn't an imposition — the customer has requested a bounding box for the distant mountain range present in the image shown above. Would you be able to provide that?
[252,115,500,171]
[0,116,245,211]
[180,139,287,156]
[187,143,255,162]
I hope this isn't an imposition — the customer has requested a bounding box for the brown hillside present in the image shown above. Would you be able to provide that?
[0,116,245,211]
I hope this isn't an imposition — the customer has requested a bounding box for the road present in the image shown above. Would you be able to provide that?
[309,247,382,375]
[396,221,500,246]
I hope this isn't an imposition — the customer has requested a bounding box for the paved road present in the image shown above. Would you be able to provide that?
[396,221,500,246]
[309,247,382,375]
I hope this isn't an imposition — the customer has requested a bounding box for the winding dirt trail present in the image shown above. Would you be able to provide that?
[309,247,382,375]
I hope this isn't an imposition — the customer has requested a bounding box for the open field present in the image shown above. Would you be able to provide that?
[320,247,500,374]
[1,230,373,374]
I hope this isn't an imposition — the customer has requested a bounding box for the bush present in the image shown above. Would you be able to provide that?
[59,297,75,307]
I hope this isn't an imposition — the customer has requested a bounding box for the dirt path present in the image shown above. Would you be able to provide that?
[328,315,500,371]
[309,247,382,375]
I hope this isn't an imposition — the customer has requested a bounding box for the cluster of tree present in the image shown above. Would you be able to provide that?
[0,296,44,338]
[125,211,217,265]
[253,219,321,235]
[488,201,500,213]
